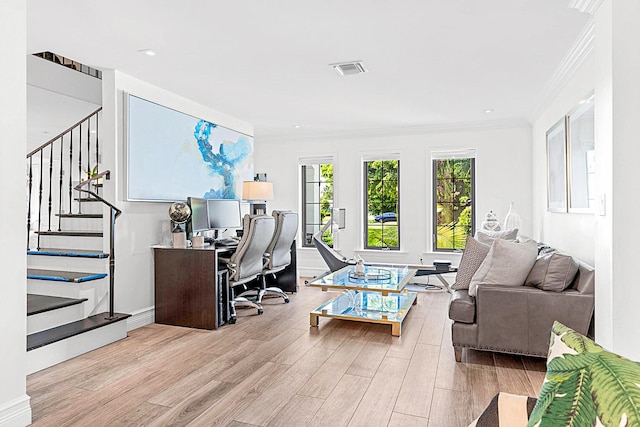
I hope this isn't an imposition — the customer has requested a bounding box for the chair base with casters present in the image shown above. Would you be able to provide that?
[236,275,290,305]
[227,277,264,324]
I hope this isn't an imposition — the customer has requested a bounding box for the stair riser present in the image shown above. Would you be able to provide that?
[27,278,109,317]
[27,255,109,272]
[28,304,85,335]
[33,235,104,251]
[58,217,103,231]
[71,201,104,215]
[27,320,128,374]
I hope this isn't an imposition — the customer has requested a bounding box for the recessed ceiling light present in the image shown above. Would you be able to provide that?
[293,125,301,129]
[484,109,495,114]
[138,49,156,56]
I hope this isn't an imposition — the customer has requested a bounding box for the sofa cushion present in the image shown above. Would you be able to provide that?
[475,228,518,245]
[451,236,491,291]
[469,239,537,297]
[527,321,640,427]
[525,252,578,292]
[449,290,476,323]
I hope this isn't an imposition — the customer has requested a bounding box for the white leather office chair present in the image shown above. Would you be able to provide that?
[219,214,275,323]
[261,210,298,302]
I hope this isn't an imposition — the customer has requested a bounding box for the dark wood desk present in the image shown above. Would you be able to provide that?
[153,246,229,330]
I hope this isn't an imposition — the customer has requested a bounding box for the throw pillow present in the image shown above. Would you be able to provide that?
[527,321,640,427]
[451,236,491,291]
[468,239,537,297]
[525,253,579,292]
[476,228,518,245]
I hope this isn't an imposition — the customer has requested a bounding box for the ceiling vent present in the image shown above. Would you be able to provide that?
[330,61,367,76]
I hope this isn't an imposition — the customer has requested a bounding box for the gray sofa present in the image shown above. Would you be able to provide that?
[448,257,595,361]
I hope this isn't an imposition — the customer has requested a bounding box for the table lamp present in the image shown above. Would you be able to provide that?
[242,180,274,215]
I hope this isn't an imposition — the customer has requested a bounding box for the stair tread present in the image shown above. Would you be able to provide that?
[27,312,130,351]
[27,249,109,258]
[36,230,103,237]
[57,213,103,218]
[27,269,107,283]
[27,294,88,316]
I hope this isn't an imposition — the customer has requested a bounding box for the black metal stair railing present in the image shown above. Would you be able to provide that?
[26,107,102,248]
[26,106,122,318]
[74,171,122,319]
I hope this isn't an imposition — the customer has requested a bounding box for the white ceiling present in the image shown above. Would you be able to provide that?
[27,1,589,140]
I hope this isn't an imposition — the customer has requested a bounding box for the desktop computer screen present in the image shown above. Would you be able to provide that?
[207,199,242,230]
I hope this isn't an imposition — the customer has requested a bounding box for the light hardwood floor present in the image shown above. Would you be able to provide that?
[27,280,546,426]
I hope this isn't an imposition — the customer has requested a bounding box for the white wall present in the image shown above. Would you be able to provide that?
[256,126,532,276]
[0,1,32,425]
[531,54,596,265]
[100,70,253,326]
[592,0,640,360]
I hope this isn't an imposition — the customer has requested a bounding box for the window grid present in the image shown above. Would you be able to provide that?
[433,158,475,251]
[301,164,333,247]
[364,159,400,250]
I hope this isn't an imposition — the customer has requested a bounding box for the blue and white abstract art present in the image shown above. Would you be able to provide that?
[127,94,254,201]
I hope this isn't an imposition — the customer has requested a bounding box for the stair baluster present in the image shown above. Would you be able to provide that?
[48,144,54,231]
[58,135,64,231]
[78,123,82,214]
[68,128,73,214]
[27,157,33,250]
[37,151,43,250]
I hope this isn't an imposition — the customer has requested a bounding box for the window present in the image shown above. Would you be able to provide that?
[433,156,475,251]
[301,162,333,247]
[364,159,399,250]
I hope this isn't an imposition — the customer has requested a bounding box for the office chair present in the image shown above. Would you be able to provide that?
[261,210,298,302]
[219,214,275,323]
[312,220,357,272]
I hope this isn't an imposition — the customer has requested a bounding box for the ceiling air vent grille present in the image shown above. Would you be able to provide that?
[330,61,367,76]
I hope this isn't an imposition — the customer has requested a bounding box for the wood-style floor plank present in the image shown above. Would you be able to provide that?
[27,280,547,427]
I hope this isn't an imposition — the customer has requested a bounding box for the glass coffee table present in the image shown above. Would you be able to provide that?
[308,264,418,336]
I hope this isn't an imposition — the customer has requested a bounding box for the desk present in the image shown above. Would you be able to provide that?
[153,246,230,330]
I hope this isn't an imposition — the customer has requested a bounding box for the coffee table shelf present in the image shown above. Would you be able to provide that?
[308,265,418,336]
[310,290,417,336]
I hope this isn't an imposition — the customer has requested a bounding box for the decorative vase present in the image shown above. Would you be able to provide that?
[503,201,522,233]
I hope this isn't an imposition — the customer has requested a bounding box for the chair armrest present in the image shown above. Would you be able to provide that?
[449,290,476,323]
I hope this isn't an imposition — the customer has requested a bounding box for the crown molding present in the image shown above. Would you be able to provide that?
[529,18,594,123]
[568,0,604,15]
[257,118,530,143]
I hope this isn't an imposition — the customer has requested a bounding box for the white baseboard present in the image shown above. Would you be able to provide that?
[298,267,327,278]
[0,395,31,427]
[126,306,154,331]
[27,321,127,375]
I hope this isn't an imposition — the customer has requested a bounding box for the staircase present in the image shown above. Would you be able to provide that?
[26,107,129,374]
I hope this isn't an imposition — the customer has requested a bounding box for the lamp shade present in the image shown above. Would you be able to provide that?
[242,181,274,201]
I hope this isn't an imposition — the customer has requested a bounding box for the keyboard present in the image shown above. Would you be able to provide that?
[216,237,238,246]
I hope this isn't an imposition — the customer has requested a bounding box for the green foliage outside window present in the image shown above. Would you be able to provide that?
[319,164,333,245]
[302,163,334,247]
[365,159,399,249]
[434,158,474,250]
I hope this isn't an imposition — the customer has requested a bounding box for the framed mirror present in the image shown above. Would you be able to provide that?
[546,118,568,212]
[567,93,595,212]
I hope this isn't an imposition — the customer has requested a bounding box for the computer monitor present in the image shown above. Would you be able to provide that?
[187,197,210,233]
[207,199,242,230]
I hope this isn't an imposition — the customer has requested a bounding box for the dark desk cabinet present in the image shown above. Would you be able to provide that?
[153,247,229,330]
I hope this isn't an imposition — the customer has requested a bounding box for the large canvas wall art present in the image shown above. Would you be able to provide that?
[126,94,254,201]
